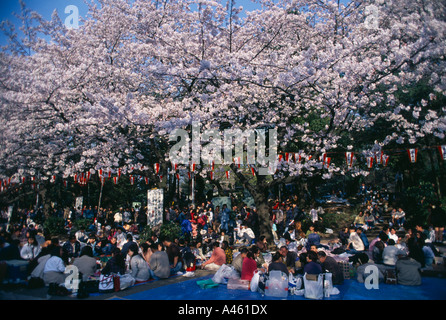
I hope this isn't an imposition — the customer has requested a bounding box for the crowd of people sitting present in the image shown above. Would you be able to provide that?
[0,186,445,297]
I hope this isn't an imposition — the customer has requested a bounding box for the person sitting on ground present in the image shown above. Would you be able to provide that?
[20,235,41,262]
[140,242,152,265]
[21,235,42,274]
[127,243,150,283]
[75,227,88,244]
[255,235,268,254]
[121,233,137,257]
[221,240,233,265]
[420,235,435,268]
[372,232,388,264]
[190,241,207,263]
[73,245,99,281]
[201,241,226,271]
[279,245,298,274]
[241,249,258,281]
[305,225,323,251]
[317,251,344,285]
[365,212,375,229]
[303,251,322,275]
[237,223,255,244]
[354,211,365,228]
[347,227,365,254]
[61,234,81,264]
[395,251,422,286]
[407,232,426,268]
[267,251,289,276]
[101,247,126,276]
[162,236,183,275]
[42,245,67,286]
[232,247,248,275]
[250,245,268,270]
[355,252,386,284]
[388,227,399,243]
[355,227,369,251]
[148,243,171,280]
[338,227,349,247]
[382,239,399,267]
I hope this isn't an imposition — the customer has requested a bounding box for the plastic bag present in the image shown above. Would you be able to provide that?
[288,274,302,290]
[323,273,333,294]
[119,274,135,291]
[250,269,261,292]
[330,287,340,295]
[303,273,324,300]
[263,253,272,265]
[212,264,239,284]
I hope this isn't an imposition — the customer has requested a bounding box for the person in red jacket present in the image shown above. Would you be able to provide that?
[241,249,258,281]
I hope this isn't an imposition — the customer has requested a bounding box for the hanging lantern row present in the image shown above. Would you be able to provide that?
[1,145,445,193]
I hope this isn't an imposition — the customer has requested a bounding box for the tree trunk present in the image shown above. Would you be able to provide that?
[252,190,273,243]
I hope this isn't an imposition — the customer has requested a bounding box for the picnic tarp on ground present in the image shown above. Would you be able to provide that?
[111,274,446,300]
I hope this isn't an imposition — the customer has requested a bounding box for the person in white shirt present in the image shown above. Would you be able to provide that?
[20,235,41,261]
[347,227,365,253]
[114,209,123,226]
[43,245,67,285]
[388,227,399,243]
[115,228,127,249]
[75,228,88,243]
[237,223,256,244]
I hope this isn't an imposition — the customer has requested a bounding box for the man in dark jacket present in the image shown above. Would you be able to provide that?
[317,251,344,285]
[279,245,298,274]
